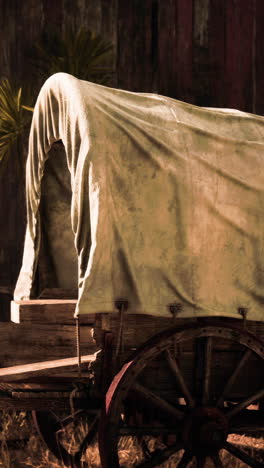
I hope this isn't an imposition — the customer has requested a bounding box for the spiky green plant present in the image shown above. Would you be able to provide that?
[31,25,114,84]
[0,78,33,171]
[0,26,113,172]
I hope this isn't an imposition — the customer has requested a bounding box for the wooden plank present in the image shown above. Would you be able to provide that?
[158,0,193,102]
[225,0,255,111]
[193,0,209,47]
[117,0,135,90]
[157,0,177,97]
[0,321,97,367]
[176,0,193,103]
[134,0,153,92]
[101,0,118,87]
[0,155,25,311]
[42,0,63,29]
[11,299,95,324]
[117,0,153,92]
[149,0,158,92]
[208,0,226,108]
[193,0,210,105]
[255,0,264,115]
[0,354,96,381]
[95,314,264,350]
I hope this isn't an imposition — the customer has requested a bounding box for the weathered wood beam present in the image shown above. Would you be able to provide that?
[0,321,98,367]
[0,354,96,381]
[11,299,95,325]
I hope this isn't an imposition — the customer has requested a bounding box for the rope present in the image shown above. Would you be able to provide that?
[72,317,92,417]
[115,303,125,359]
[169,303,182,355]
[75,316,82,378]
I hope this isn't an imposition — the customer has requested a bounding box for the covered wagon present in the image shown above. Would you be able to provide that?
[2,72,264,467]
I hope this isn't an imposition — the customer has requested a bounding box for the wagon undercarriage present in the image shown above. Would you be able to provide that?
[0,301,264,467]
[99,323,264,468]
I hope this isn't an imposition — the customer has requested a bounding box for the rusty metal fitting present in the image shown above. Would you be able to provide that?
[114,299,129,312]
[238,307,248,319]
[238,307,248,330]
[168,303,182,317]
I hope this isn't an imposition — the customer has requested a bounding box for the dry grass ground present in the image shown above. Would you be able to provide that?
[0,411,264,467]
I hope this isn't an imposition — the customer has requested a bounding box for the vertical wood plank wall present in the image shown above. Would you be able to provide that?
[0,0,263,315]
[117,0,263,113]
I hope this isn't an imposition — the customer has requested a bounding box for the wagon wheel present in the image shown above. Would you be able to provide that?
[32,407,99,467]
[99,323,264,467]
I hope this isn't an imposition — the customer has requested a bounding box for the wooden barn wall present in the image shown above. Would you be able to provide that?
[0,0,264,317]
[117,0,264,113]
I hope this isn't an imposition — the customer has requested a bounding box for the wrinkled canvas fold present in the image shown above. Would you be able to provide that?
[15,73,264,321]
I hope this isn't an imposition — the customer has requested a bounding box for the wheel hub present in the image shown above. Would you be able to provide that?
[182,407,228,455]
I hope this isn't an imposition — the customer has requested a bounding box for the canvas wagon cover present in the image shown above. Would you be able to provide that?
[14,73,264,321]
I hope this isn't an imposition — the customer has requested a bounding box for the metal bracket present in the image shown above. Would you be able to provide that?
[238,307,248,319]
[115,299,129,312]
[114,299,129,361]
[168,303,182,318]
[238,307,248,329]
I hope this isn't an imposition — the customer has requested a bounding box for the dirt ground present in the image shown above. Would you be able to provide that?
[0,411,264,467]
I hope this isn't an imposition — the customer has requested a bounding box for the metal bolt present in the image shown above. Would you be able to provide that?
[169,303,182,316]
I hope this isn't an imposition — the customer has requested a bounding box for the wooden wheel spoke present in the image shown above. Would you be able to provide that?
[134,441,183,468]
[133,382,184,420]
[195,336,212,405]
[203,336,212,405]
[166,350,195,408]
[216,349,252,407]
[211,453,224,468]
[226,387,264,419]
[223,441,263,468]
[196,455,206,468]
[177,450,193,468]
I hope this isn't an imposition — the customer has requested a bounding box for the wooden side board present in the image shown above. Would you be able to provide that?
[6,301,264,391]
[11,301,264,351]
[0,354,96,382]
[0,321,98,368]
[11,300,95,325]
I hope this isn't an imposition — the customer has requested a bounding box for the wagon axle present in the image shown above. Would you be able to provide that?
[182,407,228,455]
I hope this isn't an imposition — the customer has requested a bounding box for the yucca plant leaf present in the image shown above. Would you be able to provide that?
[22,105,34,112]
[30,24,114,84]
[0,78,32,169]
[16,87,22,111]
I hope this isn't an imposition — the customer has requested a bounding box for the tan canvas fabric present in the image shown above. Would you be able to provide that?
[14,73,264,320]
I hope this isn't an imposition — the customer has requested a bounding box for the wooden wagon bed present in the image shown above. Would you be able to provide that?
[1,300,264,467]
